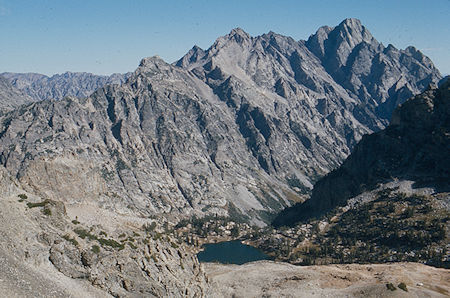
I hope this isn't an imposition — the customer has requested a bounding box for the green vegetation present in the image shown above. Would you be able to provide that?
[91,245,100,254]
[42,208,52,216]
[27,199,50,208]
[18,194,28,202]
[72,219,80,225]
[97,237,124,249]
[398,282,408,292]
[74,227,124,249]
[74,228,97,241]
[386,283,396,291]
[62,234,79,246]
[252,189,449,268]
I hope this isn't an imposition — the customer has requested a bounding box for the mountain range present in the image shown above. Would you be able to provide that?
[0,18,442,225]
[1,71,131,102]
[0,18,448,297]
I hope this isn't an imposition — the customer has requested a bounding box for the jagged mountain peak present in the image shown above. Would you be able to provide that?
[175,45,206,68]
[335,18,373,40]
[210,27,253,51]
[338,18,363,29]
[139,55,167,68]
[307,17,378,63]
[228,27,251,40]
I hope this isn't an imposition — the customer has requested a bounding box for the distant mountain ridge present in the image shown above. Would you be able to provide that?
[1,71,131,101]
[0,19,442,225]
[0,75,36,114]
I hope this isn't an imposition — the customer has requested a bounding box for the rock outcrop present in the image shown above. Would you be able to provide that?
[1,71,131,101]
[273,78,450,226]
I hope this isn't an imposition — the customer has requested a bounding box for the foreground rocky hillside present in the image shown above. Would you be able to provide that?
[206,261,449,297]
[0,166,208,297]
[274,78,450,226]
[1,71,131,101]
[0,19,442,225]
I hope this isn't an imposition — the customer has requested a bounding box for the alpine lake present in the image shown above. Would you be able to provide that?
[197,240,270,265]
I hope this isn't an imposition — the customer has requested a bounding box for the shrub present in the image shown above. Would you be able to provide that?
[398,282,408,292]
[62,234,79,246]
[74,228,96,240]
[18,194,28,201]
[42,208,52,216]
[91,245,100,254]
[97,237,124,249]
[27,200,49,208]
[386,283,396,291]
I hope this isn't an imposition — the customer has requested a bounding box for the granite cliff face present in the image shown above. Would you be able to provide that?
[1,71,131,101]
[273,78,450,226]
[0,19,442,225]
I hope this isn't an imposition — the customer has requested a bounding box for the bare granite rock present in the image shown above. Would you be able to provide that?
[205,261,450,297]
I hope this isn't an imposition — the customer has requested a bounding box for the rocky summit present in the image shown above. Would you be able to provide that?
[0,19,442,226]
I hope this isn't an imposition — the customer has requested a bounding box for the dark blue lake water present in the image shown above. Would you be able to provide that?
[197,240,270,265]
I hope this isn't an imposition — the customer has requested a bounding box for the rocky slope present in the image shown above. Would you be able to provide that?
[0,165,208,297]
[0,19,442,225]
[0,75,35,114]
[1,71,131,101]
[273,78,450,227]
[205,261,449,297]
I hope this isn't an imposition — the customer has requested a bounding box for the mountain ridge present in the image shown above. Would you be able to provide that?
[0,19,442,225]
[1,71,131,102]
[273,77,450,227]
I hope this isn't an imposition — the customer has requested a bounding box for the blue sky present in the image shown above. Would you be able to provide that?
[1,0,449,75]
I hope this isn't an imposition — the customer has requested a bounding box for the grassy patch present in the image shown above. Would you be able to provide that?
[91,245,100,254]
[74,227,125,249]
[62,234,79,246]
[27,199,50,208]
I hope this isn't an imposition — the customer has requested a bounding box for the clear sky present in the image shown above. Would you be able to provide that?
[1,0,449,76]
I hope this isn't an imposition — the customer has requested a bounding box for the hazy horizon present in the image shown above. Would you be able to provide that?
[1,0,449,76]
